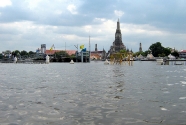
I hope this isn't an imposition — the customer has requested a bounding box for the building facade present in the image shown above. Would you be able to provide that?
[178,50,186,58]
[41,44,46,54]
[90,44,106,60]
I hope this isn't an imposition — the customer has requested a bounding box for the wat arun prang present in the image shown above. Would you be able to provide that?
[108,19,126,55]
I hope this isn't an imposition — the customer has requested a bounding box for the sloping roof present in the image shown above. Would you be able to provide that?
[90,53,101,59]
[168,54,175,59]
[45,50,76,55]
[138,54,144,58]
[147,54,154,59]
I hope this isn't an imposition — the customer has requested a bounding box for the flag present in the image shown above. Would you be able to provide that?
[36,48,39,53]
[80,45,84,49]
[82,48,86,52]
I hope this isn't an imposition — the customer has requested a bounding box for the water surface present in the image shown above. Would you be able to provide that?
[0,61,186,125]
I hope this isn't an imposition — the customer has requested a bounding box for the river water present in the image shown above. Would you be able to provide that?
[0,61,186,125]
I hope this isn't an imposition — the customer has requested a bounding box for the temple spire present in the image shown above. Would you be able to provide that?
[117,18,120,30]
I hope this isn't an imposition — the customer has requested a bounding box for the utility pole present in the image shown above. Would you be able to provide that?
[65,42,66,51]
[74,44,78,62]
[89,35,91,63]
[65,42,66,57]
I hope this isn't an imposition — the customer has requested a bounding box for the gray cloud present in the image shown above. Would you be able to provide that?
[0,0,186,52]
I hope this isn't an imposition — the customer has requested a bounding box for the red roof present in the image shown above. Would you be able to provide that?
[90,53,101,59]
[179,50,186,53]
[91,51,103,53]
[45,50,76,55]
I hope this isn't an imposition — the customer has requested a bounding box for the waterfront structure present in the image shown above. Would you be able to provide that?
[46,55,50,64]
[136,54,144,60]
[41,44,46,54]
[45,50,76,56]
[178,50,186,58]
[146,53,155,60]
[168,54,176,60]
[90,44,106,60]
[95,44,98,51]
[110,52,133,66]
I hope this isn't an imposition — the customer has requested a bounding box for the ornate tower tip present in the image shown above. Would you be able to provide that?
[118,18,119,22]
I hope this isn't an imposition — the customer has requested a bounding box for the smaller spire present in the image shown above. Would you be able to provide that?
[103,47,105,51]
[117,18,120,30]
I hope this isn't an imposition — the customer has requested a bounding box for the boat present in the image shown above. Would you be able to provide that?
[156,58,164,65]
[14,57,17,63]
[174,61,183,65]
[70,60,74,64]
[46,55,50,64]
[104,59,109,65]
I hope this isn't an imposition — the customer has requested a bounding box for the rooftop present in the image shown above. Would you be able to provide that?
[179,50,186,53]
[45,50,76,55]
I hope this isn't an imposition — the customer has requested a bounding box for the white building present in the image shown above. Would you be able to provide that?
[178,50,186,58]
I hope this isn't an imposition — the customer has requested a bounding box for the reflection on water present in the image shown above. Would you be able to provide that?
[0,61,186,125]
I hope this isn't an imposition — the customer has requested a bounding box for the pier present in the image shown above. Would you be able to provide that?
[164,59,186,65]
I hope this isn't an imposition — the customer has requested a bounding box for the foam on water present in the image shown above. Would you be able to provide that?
[180,81,186,84]
[163,91,170,94]
[179,97,186,100]
[161,108,168,111]
[167,84,174,86]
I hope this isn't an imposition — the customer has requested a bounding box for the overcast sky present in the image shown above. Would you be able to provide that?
[0,0,186,53]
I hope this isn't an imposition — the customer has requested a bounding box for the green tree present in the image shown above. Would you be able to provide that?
[14,50,20,56]
[163,47,171,56]
[142,50,150,57]
[171,51,179,58]
[28,51,35,55]
[0,53,3,59]
[55,51,69,59]
[149,42,164,57]
[133,51,149,57]
[70,54,76,59]
[20,50,28,56]
[120,49,127,53]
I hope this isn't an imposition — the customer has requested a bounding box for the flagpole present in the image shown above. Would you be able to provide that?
[65,42,66,57]
[74,44,78,62]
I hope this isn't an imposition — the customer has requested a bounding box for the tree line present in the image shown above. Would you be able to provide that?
[132,42,179,58]
[0,50,75,60]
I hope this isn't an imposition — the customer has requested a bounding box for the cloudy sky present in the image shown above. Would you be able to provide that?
[0,0,186,53]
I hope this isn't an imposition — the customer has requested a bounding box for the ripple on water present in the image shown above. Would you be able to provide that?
[18,111,28,115]
[163,91,170,94]
[47,110,60,115]
[1,62,186,124]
